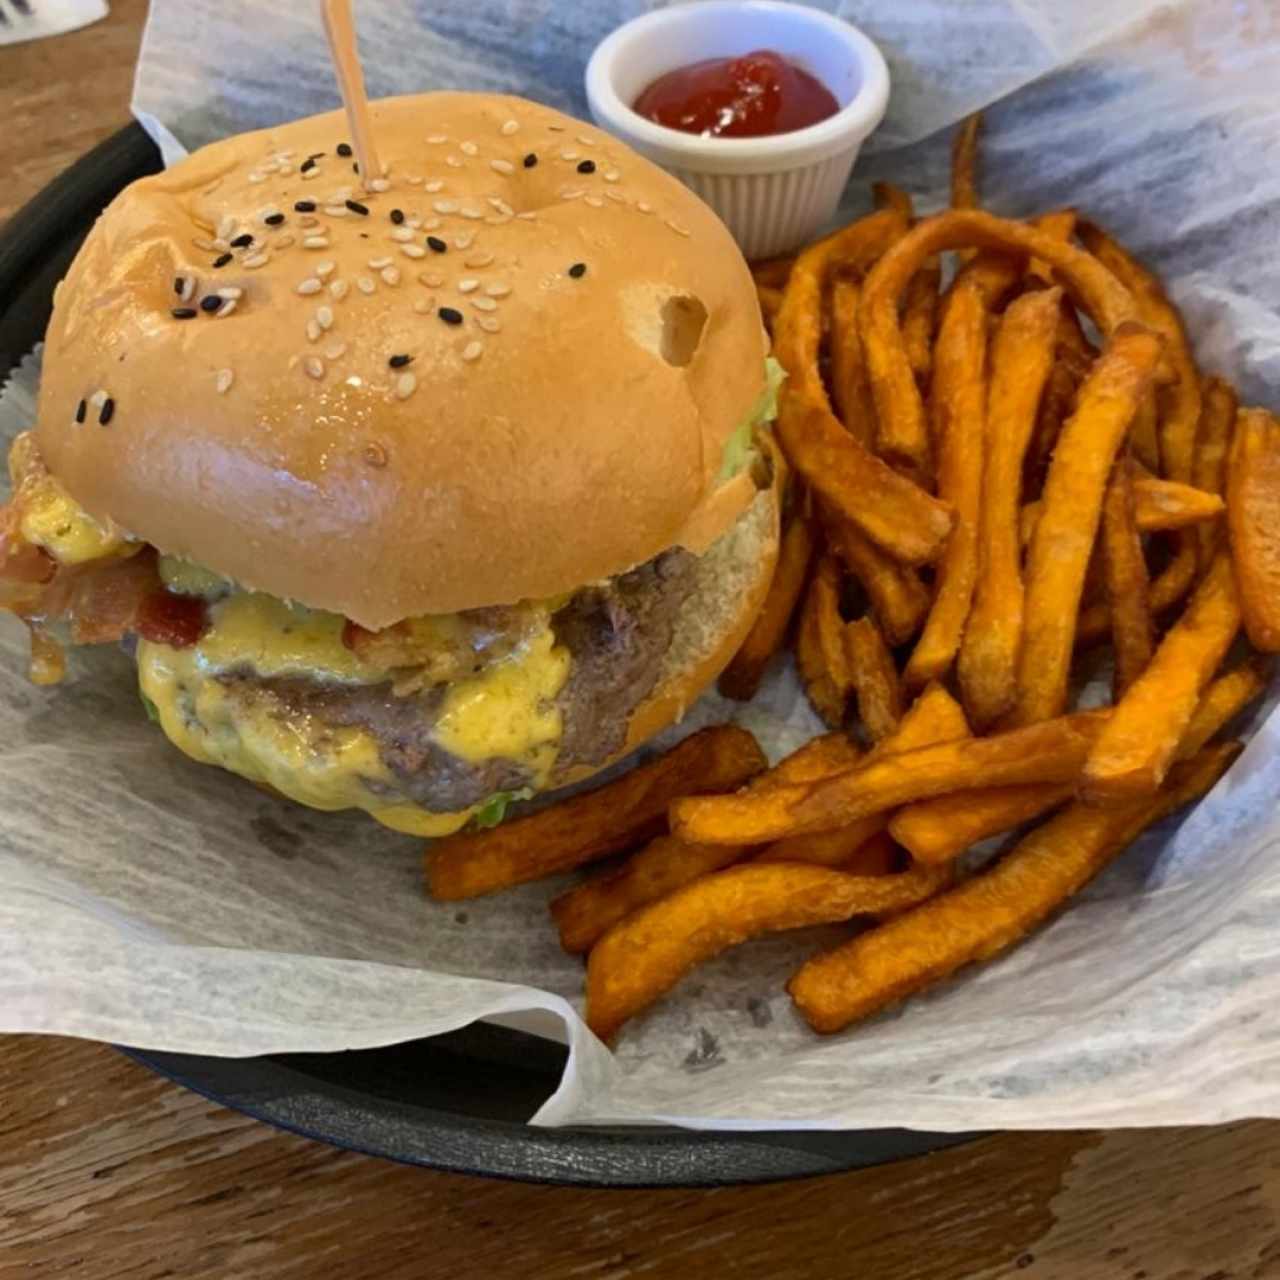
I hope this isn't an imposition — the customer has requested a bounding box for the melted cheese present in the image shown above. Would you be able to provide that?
[18,472,128,566]
[158,555,233,600]
[137,586,571,835]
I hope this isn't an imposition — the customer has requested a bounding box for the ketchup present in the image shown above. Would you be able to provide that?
[633,49,839,139]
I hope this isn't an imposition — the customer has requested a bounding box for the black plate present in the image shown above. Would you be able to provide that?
[2,124,980,1186]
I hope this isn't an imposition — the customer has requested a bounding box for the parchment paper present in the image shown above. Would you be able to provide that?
[3,0,1280,1130]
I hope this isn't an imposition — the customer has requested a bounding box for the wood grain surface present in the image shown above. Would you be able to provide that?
[3,7,1280,1279]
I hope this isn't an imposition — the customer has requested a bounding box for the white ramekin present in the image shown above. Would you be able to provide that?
[585,1,890,261]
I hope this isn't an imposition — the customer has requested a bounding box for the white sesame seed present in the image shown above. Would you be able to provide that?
[585,196,604,208]
[330,186,354,202]
[275,234,296,248]
[216,368,234,394]
[465,253,495,268]
[381,266,402,286]
[637,201,653,214]
[413,298,433,315]
[501,119,520,136]
[471,296,498,312]
[561,150,579,161]
[323,205,350,217]
[407,217,422,229]
[420,272,445,288]
[462,340,483,362]
[548,123,565,132]
[306,318,321,343]
[212,238,230,252]
[483,215,509,227]
[324,341,347,360]
[427,134,448,144]
[315,260,336,278]
[217,215,237,240]
[216,286,243,300]
[424,216,442,230]
[391,226,415,242]
[367,177,391,193]
[368,256,394,269]
[604,189,625,204]
[460,205,484,220]
[179,276,197,302]
[457,277,479,293]
[299,215,320,228]
[425,180,444,193]
[433,199,458,214]
[446,156,463,168]
[665,218,690,237]
[484,281,510,297]
[248,172,267,184]
[559,188,583,201]
[316,305,334,330]
[460,140,479,157]
[301,167,321,180]
[453,232,475,249]
[303,236,331,249]
[395,372,417,399]
[259,207,281,224]
[577,135,594,146]
[490,159,515,175]
[329,279,349,301]
[604,169,620,182]
[296,277,323,296]
[476,315,501,333]
[193,236,216,252]
[400,244,427,259]
[516,211,537,221]
[216,298,238,318]
[243,252,270,269]
[89,389,107,410]
[304,357,325,380]
[278,164,296,176]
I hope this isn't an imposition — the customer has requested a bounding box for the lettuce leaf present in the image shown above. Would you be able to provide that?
[717,357,786,483]
[472,787,534,829]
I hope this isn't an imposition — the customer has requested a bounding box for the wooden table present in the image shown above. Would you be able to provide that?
[3,7,1279,1277]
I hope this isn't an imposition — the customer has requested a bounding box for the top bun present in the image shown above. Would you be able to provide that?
[35,93,767,628]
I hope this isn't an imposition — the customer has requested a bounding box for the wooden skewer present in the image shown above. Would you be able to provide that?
[320,0,383,186]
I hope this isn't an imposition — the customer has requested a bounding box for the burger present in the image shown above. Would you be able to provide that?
[0,92,781,837]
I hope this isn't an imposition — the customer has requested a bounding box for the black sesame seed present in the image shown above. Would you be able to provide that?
[172,276,185,296]
[264,212,285,226]
[568,262,587,278]
[337,142,353,157]
[390,208,405,225]
[522,152,538,168]
[213,253,233,268]
[229,232,254,248]
[438,307,464,326]
[345,199,370,216]
[171,307,198,319]
[308,152,325,161]
[75,399,87,424]
[388,353,413,368]
[294,200,317,212]
[99,398,115,426]
[426,235,448,253]
[199,295,222,313]
[353,162,360,174]
[300,157,317,174]
[576,159,596,174]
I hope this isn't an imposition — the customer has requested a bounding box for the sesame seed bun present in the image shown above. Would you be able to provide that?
[34,92,769,628]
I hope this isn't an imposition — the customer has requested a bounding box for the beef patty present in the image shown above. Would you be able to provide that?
[219,548,697,812]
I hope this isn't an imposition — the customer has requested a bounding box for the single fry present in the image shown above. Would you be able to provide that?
[719,513,815,700]
[672,711,1104,846]
[873,181,915,222]
[1083,550,1241,801]
[822,508,930,645]
[1177,655,1273,760]
[890,782,1074,865]
[845,616,903,742]
[751,255,794,289]
[904,280,988,689]
[1226,407,1280,652]
[427,725,767,899]
[901,257,941,386]
[751,731,864,790]
[841,830,901,877]
[796,554,852,728]
[789,743,1239,1034]
[957,286,1062,727]
[756,283,783,329]
[1008,324,1162,726]
[1076,539,1202,647]
[755,683,970,867]
[860,209,1141,477]
[1020,477,1225,548]
[1026,208,1077,283]
[950,113,983,211]
[1193,376,1238,569]
[1078,221,1203,484]
[585,861,951,1042]
[829,278,876,445]
[1101,456,1155,697]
